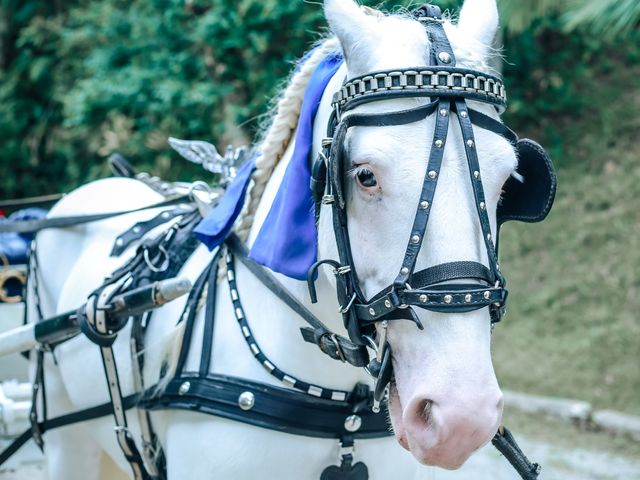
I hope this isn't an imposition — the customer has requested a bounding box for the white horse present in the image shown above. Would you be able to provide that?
[31,0,515,478]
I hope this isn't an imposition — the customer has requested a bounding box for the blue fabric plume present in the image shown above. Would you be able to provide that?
[249,52,343,280]
[194,157,256,250]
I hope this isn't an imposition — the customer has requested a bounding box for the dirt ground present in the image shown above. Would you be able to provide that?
[2,433,640,480]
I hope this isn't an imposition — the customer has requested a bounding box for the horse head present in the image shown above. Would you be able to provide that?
[316,0,514,469]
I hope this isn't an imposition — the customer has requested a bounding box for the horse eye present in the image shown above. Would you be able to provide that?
[356,168,377,188]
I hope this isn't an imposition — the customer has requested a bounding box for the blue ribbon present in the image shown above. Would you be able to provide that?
[249,52,343,280]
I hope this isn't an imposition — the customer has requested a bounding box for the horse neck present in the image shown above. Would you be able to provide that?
[238,63,370,390]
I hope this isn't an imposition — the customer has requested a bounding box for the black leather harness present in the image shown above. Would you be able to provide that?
[308,5,556,419]
[0,5,556,480]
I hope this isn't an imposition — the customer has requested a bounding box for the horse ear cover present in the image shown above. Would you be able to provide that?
[497,138,557,225]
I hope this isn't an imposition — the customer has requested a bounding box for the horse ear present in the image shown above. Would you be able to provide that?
[324,0,376,66]
[457,0,499,60]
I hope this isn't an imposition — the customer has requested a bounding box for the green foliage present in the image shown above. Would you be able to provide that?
[1,0,638,198]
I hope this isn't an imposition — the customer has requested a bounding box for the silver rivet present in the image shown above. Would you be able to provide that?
[428,170,437,179]
[411,235,420,244]
[238,391,255,411]
[434,139,443,149]
[420,200,430,210]
[369,307,376,316]
[460,111,468,118]
[464,294,472,303]
[162,212,171,219]
[439,108,448,117]
[480,202,486,210]
[132,226,141,234]
[401,267,409,275]
[384,300,392,308]
[444,294,453,304]
[178,381,191,395]
[344,415,362,432]
[487,233,492,241]
[419,294,428,303]
[484,291,491,300]
[474,171,480,179]
[467,139,475,148]
[438,51,451,64]
[115,238,124,246]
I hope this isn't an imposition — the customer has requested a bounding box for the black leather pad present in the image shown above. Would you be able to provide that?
[497,139,557,225]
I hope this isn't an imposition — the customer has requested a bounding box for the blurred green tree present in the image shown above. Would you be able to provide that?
[0,0,637,198]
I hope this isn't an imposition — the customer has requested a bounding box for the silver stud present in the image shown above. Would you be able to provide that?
[438,51,452,64]
[434,139,443,149]
[428,170,437,179]
[162,211,171,219]
[444,294,453,304]
[464,294,472,303]
[344,414,362,432]
[467,139,475,148]
[132,226,141,234]
[369,307,376,316]
[460,111,468,118]
[115,238,124,247]
[411,235,420,244]
[439,108,448,117]
[238,391,255,411]
[401,267,409,275]
[487,233,492,241]
[484,291,491,300]
[419,294,428,303]
[178,381,191,396]
[480,202,486,210]
[474,171,480,179]
[420,200,430,210]
[384,299,392,308]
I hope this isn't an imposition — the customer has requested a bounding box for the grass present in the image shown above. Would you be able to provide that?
[492,58,640,416]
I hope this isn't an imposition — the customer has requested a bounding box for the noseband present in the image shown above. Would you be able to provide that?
[309,5,518,409]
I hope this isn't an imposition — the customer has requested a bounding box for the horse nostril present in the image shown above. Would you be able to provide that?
[413,398,435,430]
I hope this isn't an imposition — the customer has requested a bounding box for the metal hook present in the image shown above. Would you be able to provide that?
[339,292,357,314]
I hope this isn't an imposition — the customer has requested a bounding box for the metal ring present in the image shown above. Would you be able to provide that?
[143,245,170,273]
[362,335,379,353]
[329,333,347,363]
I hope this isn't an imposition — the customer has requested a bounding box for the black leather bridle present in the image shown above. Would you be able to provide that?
[308,4,554,410]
